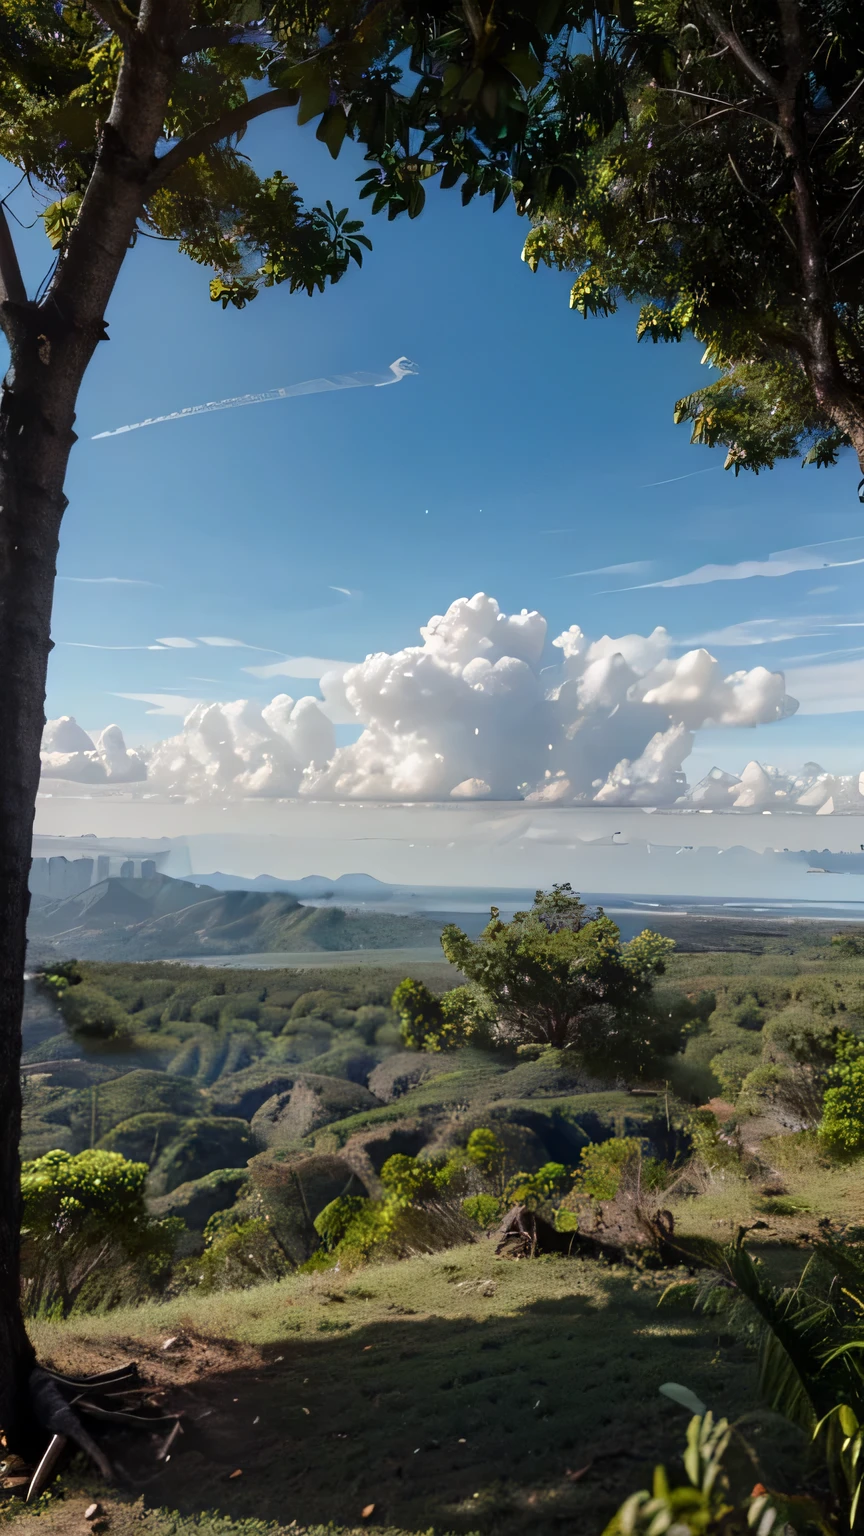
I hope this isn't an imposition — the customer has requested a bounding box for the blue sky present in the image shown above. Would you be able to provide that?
[6,110,864,784]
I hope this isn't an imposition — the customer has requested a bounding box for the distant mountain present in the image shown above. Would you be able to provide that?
[195,871,398,899]
[26,874,444,960]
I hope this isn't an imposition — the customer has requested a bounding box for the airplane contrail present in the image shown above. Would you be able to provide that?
[93,357,419,439]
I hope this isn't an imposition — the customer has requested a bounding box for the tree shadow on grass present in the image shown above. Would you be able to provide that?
[73,1272,765,1536]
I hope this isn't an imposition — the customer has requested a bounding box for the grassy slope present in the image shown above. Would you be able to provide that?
[13,933,864,1536]
[23,1242,766,1536]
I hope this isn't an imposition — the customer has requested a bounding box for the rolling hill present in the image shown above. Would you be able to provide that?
[27,874,447,960]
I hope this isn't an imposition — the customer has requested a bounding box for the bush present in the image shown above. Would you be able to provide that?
[709,1041,763,1101]
[820,1033,864,1157]
[462,1193,502,1229]
[21,1149,180,1316]
[505,1161,571,1209]
[572,1137,668,1200]
[391,978,477,1051]
[465,1126,510,1194]
[58,983,129,1040]
[189,1218,289,1291]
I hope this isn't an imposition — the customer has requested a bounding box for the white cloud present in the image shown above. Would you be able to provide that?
[156,637,198,649]
[244,656,355,680]
[618,536,864,592]
[40,718,146,783]
[61,641,167,651]
[145,695,335,797]
[44,593,799,805]
[58,576,161,587]
[114,692,205,717]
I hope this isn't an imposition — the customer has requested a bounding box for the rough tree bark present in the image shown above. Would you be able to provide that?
[0,0,189,1442]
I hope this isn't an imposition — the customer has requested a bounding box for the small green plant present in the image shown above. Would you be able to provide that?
[505,1161,571,1209]
[465,1126,510,1196]
[572,1138,669,1201]
[461,1193,502,1229]
[603,1412,802,1536]
[40,959,83,994]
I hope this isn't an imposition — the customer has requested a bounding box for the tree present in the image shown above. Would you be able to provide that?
[522,2,864,487]
[0,0,589,1441]
[440,891,678,1066]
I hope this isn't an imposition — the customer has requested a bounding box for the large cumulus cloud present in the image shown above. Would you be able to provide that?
[41,593,799,805]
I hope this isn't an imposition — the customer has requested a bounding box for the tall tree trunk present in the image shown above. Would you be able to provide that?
[0,0,186,1438]
[0,323,86,1440]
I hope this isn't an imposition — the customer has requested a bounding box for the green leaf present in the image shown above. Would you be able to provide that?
[316,106,347,159]
[297,69,331,126]
[660,1384,708,1416]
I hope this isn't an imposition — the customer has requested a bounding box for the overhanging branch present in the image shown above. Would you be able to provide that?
[146,88,295,191]
[85,0,134,41]
[694,0,783,105]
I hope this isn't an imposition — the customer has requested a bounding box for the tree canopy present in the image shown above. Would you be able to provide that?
[0,0,591,313]
[440,890,679,1071]
[522,1,864,483]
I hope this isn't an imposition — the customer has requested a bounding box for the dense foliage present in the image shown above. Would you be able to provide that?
[20,1148,180,1315]
[523,1,864,482]
[0,0,603,311]
[439,887,678,1069]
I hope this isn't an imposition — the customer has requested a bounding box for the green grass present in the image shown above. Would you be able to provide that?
[25,1242,762,1536]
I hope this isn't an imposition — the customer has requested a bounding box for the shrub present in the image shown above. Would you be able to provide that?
[820,1033,864,1157]
[21,1149,180,1316]
[58,983,129,1040]
[465,1127,510,1194]
[314,1194,373,1252]
[390,978,477,1051]
[190,1218,289,1291]
[505,1161,571,1209]
[380,1153,454,1202]
[572,1137,668,1200]
[462,1193,502,1229]
[41,960,83,994]
[709,1041,762,1101]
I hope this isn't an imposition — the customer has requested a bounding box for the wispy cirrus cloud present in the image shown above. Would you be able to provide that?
[243,656,355,680]
[156,634,283,652]
[61,640,168,651]
[58,575,162,587]
[114,692,204,716]
[558,560,652,579]
[611,536,864,592]
[782,658,864,715]
[683,615,864,647]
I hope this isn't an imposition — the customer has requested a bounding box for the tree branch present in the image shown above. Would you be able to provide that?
[694,1,783,104]
[180,22,246,54]
[0,205,27,310]
[146,88,295,190]
[85,0,134,41]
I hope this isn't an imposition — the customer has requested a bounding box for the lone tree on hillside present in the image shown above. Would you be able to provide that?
[440,888,682,1069]
[523,2,864,485]
[0,0,602,1451]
